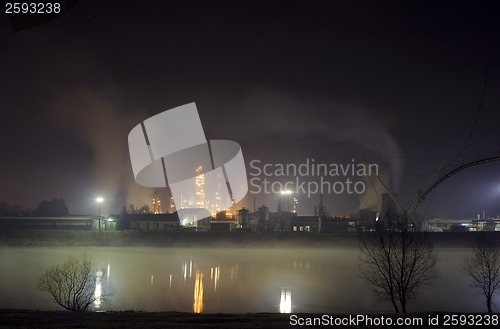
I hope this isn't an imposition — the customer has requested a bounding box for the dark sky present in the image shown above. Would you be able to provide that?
[1,0,499,218]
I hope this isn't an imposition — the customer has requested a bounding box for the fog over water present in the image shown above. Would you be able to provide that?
[0,247,490,313]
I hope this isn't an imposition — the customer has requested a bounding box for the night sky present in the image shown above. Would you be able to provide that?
[1,0,499,218]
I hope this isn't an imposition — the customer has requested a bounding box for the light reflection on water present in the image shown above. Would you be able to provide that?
[93,269,103,309]
[279,288,292,313]
[193,270,203,313]
[93,263,112,311]
[0,247,489,313]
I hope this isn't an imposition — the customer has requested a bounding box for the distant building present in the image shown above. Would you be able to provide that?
[0,216,97,230]
[321,217,356,233]
[424,217,500,232]
[245,210,261,232]
[177,208,211,227]
[258,205,269,230]
[290,216,320,232]
[237,208,250,229]
[123,213,179,231]
[266,211,289,231]
[211,210,238,232]
[237,205,311,232]
[192,210,238,232]
[210,219,238,232]
[321,209,377,233]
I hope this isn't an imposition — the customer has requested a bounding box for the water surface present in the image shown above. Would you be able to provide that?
[0,246,489,313]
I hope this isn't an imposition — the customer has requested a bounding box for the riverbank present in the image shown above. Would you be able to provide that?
[1,310,287,329]
[0,230,498,248]
[0,309,488,329]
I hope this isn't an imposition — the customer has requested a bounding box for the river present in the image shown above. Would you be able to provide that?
[0,246,488,313]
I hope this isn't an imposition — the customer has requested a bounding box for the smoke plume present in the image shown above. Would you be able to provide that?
[44,87,154,215]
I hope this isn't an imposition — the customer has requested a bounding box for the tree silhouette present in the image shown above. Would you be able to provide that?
[0,201,30,216]
[37,254,109,312]
[463,233,500,313]
[359,211,437,313]
[36,198,69,216]
[126,204,151,214]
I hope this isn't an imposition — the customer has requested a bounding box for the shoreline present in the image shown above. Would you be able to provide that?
[0,230,498,248]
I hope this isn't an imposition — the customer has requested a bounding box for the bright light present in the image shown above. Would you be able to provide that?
[279,288,292,313]
[280,190,292,195]
[96,197,104,203]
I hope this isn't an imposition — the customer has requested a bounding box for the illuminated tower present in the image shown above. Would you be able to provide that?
[170,196,176,213]
[292,197,298,214]
[195,166,205,208]
[211,192,221,216]
[151,196,162,214]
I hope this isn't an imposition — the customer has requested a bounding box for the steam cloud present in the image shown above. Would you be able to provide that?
[200,89,403,212]
[43,86,401,215]
[44,87,155,215]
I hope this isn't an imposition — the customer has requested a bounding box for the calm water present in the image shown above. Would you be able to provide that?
[0,246,490,313]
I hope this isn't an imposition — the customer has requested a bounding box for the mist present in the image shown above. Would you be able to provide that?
[197,89,403,213]
[0,246,487,313]
[38,82,403,216]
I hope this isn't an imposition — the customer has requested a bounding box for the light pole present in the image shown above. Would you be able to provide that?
[279,189,293,213]
[96,197,104,230]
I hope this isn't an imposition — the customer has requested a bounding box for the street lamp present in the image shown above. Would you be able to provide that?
[96,197,104,230]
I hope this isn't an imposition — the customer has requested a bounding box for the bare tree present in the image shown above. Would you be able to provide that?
[37,254,108,311]
[359,212,437,313]
[463,233,500,313]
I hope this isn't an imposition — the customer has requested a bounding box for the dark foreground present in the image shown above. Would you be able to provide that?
[1,310,498,329]
[4,310,288,329]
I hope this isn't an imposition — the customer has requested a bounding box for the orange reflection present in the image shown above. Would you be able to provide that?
[193,270,204,313]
